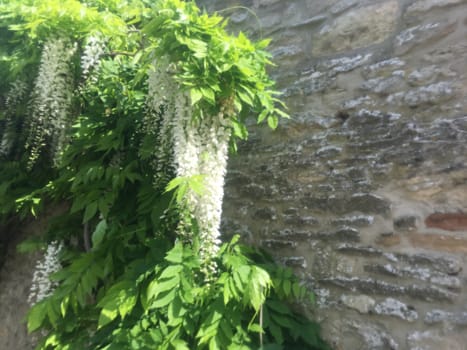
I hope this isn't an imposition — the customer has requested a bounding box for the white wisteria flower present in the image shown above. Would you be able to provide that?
[25,38,76,168]
[146,59,234,275]
[81,34,105,78]
[172,91,232,273]
[0,80,28,156]
[145,58,177,190]
[28,241,63,305]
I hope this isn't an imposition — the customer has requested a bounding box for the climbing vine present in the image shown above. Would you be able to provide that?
[0,0,329,349]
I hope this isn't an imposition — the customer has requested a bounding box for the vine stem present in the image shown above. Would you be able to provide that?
[83,222,90,252]
[259,303,264,347]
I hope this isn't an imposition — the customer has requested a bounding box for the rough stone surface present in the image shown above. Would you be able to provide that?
[409,233,467,253]
[340,294,376,313]
[4,0,467,348]
[0,218,49,350]
[373,298,419,322]
[312,1,399,55]
[201,1,467,348]
[405,0,465,16]
[407,330,465,350]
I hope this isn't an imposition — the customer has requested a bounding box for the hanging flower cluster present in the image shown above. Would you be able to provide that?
[145,58,177,191]
[0,80,28,156]
[81,34,105,79]
[28,241,63,305]
[25,38,76,168]
[173,94,233,273]
[147,60,234,274]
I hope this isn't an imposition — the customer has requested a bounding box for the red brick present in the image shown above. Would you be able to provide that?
[425,213,467,231]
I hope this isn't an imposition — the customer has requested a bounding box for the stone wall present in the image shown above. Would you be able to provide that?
[0,218,45,350]
[200,0,467,349]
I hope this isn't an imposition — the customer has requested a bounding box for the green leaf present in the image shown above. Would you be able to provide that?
[237,90,253,107]
[257,109,269,124]
[248,323,263,333]
[159,264,183,280]
[267,115,279,130]
[172,339,190,350]
[47,301,60,327]
[167,295,184,326]
[98,301,119,328]
[165,243,184,264]
[83,201,98,223]
[175,34,208,58]
[147,275,180,301]
[190,88,203,105]
[283,279,291,297]
[60,296,69,318]
[151,289,176,309]
[118,292,137,320]
[232,120,248,140]
[200,87,215,105]
[27,302,47,332]
[92,219,107,248]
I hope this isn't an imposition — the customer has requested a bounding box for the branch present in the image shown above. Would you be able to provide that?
[83,222,91,252]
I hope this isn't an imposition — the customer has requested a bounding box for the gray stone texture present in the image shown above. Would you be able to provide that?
[2,0,467,349]
[198,0,467,348]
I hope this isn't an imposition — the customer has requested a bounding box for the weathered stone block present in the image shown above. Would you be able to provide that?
[373,298,418,322]
[409,233,467,253]
[319,53,373,73]
[283,214,319,226]
[336,243,382,256]
[332,214,374,227]
[395,21,458,55]
[321,227,360,242]
[312,1,399,56]
[407,65,456,86]
[321,276,457,301]
[340,294,376,314]
[364,263,461,290]
[425,309,467,325]
[407,330,465,350]
[385,253,462,275]
[394,215,417,231]
[362,58,406,79]
[360,74,406,96]
[355,323,399,350]
[281,256,307,268]
[386,81,456,107]
[252,206,276,220]
[329,0,358,15]
[349,193,391,216]
[405,0,465,17]
[376,232,401,247]
[260,239,297,249]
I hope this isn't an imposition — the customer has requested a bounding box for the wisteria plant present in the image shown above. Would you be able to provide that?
[0,0,329,349]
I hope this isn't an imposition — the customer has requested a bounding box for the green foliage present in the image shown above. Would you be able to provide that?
[28,235,329,350]
[142,0,287,142]
[0,0,329,349]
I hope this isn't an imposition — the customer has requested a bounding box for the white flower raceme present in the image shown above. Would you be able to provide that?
[28,241,63,305]
[0,80,28,156]
[146,59,233,275]
[81,34,105,79]
[145,58,177,190]
[25,38,76,168]
[172,91,232,273]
